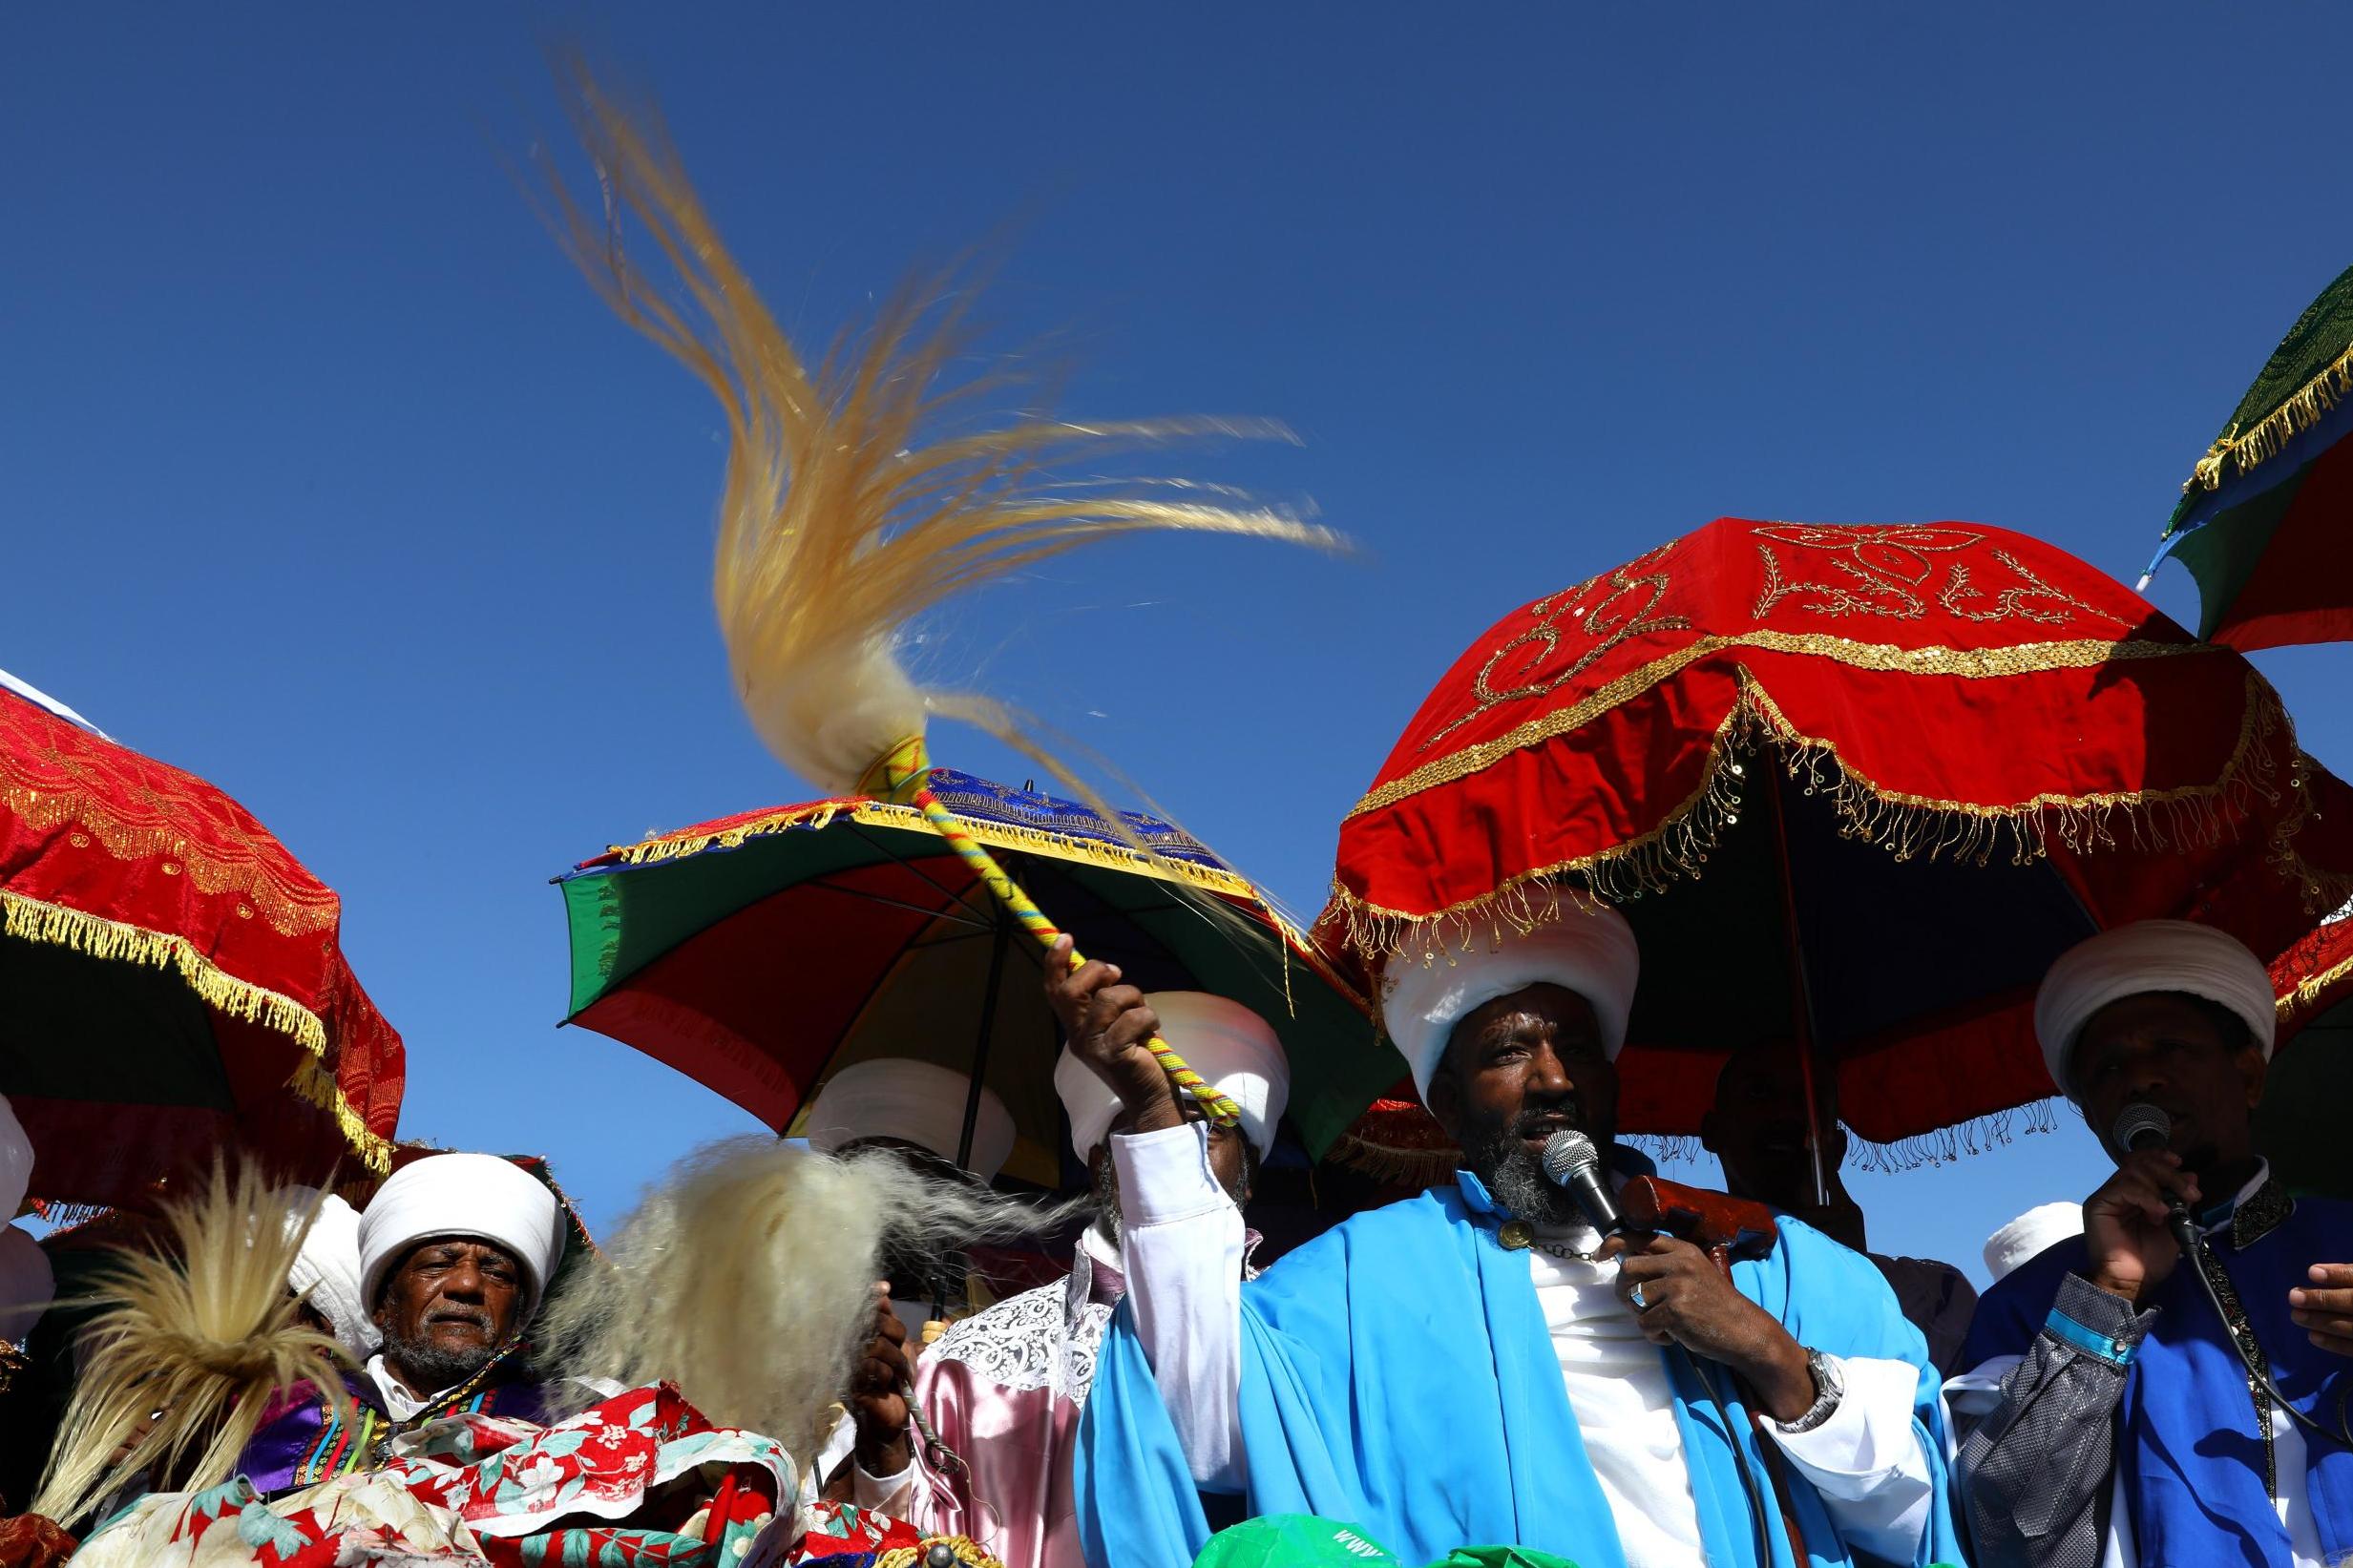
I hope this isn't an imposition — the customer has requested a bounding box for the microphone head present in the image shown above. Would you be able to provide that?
[2111,1102,2173,1154]
[1542,1130,1601,1186]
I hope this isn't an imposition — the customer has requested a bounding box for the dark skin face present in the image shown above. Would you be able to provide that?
[2065,991,2353,1359]
[1423,983,1617,1154]
[845,965,1257,1486]
[1423,982,1817,1421]
[1701,1044,1842,1204]
[1698,1042,1864,1251]
[2070,993,2264,1184]
[371,1237,525,1391]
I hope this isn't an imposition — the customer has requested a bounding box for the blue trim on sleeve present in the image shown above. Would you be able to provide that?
[2046,1307,2136,1366]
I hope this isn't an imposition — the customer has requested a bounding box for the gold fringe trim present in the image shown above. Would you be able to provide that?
[1328,1129,1460,1188]
[1328,667,2330,959]
[876,1540,1004,1568]
[608,796,1367,1009]
[285,1054,394,1175]
[2183,336,2353,497]
[2,888,325,1048]
[613,796,1247,896]
[1338,1103,2069,1184]
[2279,930,2353,1021]
[1352,633,2204,820]
[0,772,343,939]
[0,887,392,1175]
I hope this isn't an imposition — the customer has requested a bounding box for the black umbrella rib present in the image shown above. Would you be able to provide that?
[796,874,995,932]
[838,819,1001,925]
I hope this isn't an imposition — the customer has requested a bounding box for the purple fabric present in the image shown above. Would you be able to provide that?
[236,1355,561,1498]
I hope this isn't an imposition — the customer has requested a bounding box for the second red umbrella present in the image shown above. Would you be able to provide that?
[1326,518,2353,1163]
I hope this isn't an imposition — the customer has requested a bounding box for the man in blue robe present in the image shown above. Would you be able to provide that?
[1060,890,1964,1568]
[1956,920,2353,1568]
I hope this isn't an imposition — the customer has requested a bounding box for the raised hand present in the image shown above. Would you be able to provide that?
[1042,934,1184,1134]
[2082,1150,2200,1305]
[848,1283,914,1478]
[2290,1264,2353,1357]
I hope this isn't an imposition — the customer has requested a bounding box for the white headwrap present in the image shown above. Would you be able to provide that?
[1380,889,1641,1102]
[0,1092,32,1219]
[1055,992,1291,1161]
[278,1186,381,1358]
[2033,920,2277,1098]
[805,1059,1018,1182]
[1982,1202,2084,1282]
[358,1154,564,1324]
[0,1223,52,1346]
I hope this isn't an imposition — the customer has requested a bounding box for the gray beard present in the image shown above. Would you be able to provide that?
[381,1328,499,1395]
[1460,1119,1582,1227]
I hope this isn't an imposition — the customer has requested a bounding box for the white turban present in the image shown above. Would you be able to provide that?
[0,1093,32,1220]
[0,1223,52,1346]
[358,1154,564,1324]
[1982,1202,2084,1282]
[806,1059,1018,1182]
[277,1186,380,1358]
[2033,920,2277,1098]
[1055,992,1291,1160]
[1380,890,1641,1103]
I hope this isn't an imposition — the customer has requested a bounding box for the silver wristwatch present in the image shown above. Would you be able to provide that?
[1771,1348,1843,1434]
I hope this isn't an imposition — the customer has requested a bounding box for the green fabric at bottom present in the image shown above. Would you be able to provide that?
[1193,1514,1401,1567]
[1190,1515,1588,1568]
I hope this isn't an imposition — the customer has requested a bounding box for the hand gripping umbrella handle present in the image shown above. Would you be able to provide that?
[856,736,1241,1128]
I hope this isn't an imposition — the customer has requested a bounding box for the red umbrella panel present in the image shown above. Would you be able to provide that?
[0,688,403,1209]
[1327,518,2353,1159]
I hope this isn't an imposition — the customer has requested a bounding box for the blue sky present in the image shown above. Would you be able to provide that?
[6,7,2351,1285]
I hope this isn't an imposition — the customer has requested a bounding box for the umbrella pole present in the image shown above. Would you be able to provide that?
[935,910,1014,1325]
[956,913,1013,1173]
[1762,763,1833,1207]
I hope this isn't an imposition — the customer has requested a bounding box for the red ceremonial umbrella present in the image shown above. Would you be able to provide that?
[1326,517,2353,1166]
[0,681,403,1209]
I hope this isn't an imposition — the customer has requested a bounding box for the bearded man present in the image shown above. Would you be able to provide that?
[1069,890,1962,1567]
[235,1153,572,1496]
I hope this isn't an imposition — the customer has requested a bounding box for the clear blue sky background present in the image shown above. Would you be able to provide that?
[6,8,2350,1286]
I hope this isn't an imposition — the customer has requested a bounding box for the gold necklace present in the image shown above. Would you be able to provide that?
[1496,1218,1603,1263]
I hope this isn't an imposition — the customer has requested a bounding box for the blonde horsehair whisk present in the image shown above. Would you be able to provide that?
[536,60,1342,1124]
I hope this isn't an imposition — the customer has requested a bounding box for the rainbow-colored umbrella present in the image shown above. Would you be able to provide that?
[557,771,1383,1186]
[2143,264,2353,650]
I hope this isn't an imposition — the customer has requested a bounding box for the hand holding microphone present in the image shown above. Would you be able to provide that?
[1543,1132,1817,1419]
[2083,1104,2203,1305]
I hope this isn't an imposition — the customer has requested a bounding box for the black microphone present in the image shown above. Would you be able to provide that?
[2111,1102,2202,1257]
[1541,1130,1626,1236]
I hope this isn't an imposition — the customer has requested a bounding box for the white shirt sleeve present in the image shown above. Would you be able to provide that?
[1765,1352,1936,1563]
[1113,1120,1247,1491]
[851,1458,917,1513]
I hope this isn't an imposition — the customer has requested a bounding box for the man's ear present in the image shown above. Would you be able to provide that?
[2238,1043,2270,1111]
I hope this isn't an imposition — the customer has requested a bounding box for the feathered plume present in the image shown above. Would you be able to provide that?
[534,57,1344,797]
[32,1165,352,1527]
[538,1139,1084,1443]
